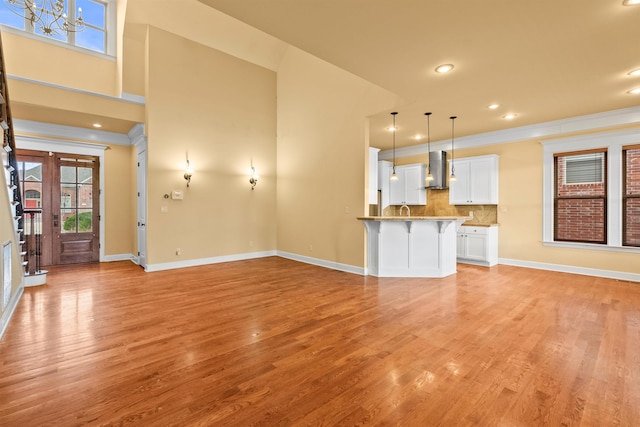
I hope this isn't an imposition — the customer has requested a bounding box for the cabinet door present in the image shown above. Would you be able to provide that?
[456,232,466,258]
[469,157,495,204]
[388,167,405,205]
[368,148,380,204]
[465,233,487,260]
[378,161,392,210]
[449,159,470,204]
[403,165,425,205]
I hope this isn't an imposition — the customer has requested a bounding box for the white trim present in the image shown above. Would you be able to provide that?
[14,119,134,146]
[7,75,145,106]
[103,253,135,262]
[145,251,278,272]
[0,286,24,341]
[277,251,366,276]
[542,241,640,254]
[121,92,146,104]
[499,258,640,283]
[541,127,640,248]
[379,106,640,159]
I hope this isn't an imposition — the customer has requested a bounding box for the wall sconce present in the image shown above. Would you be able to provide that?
[184,159,193,187]
[249,166,259,190]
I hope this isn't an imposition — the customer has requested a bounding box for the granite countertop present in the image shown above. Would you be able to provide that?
[357,216,472,221]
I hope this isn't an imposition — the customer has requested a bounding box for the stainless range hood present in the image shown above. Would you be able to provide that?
[426,151,448,189]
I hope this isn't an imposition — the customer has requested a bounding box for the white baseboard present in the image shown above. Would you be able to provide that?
[277,251,365,276]
[0,285,24,341]
[499,258,640,283]
[102,253,136,262]
[145,250,278,272]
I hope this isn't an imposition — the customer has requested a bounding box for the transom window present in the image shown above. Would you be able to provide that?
[0,0,113,55]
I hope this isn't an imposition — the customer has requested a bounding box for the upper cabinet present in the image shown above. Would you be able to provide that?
[378,160,393,210]
[449,155,499,205]
[389,163,427,205]
[368,147,380,205]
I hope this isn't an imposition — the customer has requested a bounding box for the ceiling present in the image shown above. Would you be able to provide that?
[199,0,640,150]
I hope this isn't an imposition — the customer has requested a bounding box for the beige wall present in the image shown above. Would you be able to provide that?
[1,31,118,96]
[103,145,135,256]
[395,126,640,276]
[145,27,277,265]
[276,47,400,268]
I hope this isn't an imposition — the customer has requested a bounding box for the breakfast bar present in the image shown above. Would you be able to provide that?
[358,216,470,278]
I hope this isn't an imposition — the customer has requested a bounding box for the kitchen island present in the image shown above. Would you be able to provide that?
[358,216,470,278]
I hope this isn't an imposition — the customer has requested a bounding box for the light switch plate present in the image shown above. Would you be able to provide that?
[171,190,184,200]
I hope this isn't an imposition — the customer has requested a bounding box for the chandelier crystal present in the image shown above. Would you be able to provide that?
[5,0,85,36]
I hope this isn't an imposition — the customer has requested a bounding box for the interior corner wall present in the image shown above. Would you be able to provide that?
[145,27,277,265]
[275,47,399,269]
[103,144,134,256]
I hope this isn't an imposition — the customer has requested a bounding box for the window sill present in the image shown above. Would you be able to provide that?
[543,241,640,254]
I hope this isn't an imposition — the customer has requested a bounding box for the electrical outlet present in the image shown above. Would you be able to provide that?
[308,244,313,252]
[176,248,181,256]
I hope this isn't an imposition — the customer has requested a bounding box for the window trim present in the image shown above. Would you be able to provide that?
[553,149,608,244]
[622,144,640,247]
[542,128,640,252]
[0,0,115,57]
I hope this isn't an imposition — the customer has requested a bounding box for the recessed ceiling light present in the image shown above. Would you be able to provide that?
[435,64,454,73]
[488,104,500,110]
[629,88,640,94]
[92,123,102,128]
[629,69,640,76]
[623,0,640,5]
[502,113,518,120]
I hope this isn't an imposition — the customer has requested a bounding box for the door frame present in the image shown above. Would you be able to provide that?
[15,136,107,263]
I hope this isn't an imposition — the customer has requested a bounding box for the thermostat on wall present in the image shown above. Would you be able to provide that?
[171,190,184,200]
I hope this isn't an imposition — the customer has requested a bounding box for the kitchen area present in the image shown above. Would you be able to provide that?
[359,147,499,278]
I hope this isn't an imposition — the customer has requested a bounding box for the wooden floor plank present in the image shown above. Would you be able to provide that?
[1,257,639,425]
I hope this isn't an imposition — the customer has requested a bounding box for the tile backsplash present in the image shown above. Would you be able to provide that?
[375,189,498,224]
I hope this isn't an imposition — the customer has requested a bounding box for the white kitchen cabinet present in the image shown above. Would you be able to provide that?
[378,160,392,210]
[457,225,498,266]
[389,163,427,205]
[368,147,380,204]
[449,155,499,205]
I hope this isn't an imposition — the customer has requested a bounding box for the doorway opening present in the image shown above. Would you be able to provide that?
[16,149,100,267]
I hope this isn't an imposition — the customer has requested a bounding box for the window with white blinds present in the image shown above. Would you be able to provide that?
[564,152,605,185]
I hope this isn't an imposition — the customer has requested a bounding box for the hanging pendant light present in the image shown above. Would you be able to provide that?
[425,112,434,182]
[449,116,457,182]
[390,112,399,181]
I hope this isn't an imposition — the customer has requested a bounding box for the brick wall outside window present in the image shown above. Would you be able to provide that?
[624,147,640,246]
[554,152,606,243]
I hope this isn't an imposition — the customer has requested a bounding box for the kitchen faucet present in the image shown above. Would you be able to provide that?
[400,204,410,217]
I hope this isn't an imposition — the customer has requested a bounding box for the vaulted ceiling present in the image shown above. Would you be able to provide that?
[200,0,640,149]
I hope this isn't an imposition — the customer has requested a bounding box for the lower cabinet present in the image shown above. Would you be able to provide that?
[457,226,498,267]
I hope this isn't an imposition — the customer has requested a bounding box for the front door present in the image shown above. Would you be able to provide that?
[52,154,100,265]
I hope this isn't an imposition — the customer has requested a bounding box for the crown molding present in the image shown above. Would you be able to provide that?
[13,119,137,146]
[379,106,640,160]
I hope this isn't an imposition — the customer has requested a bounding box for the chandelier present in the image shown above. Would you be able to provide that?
[5,0,84,36]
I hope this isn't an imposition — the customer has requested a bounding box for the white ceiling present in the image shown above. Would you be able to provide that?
[199,0,640,150]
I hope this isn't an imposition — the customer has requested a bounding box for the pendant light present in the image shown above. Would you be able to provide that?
[390,112,399,181]
[425,112,434,182]
[449,116,457,182]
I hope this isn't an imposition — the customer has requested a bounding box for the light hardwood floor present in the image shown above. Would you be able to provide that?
[1,258,639,426]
